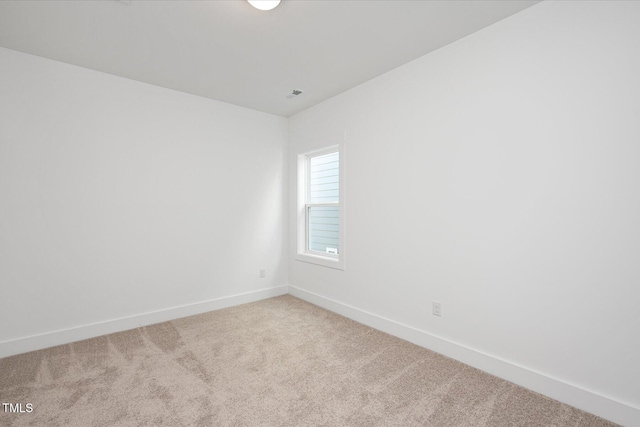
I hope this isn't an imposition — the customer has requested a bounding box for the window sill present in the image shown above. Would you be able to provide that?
[295,252,344,270]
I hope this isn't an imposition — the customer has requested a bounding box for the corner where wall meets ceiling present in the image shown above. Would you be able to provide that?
[0,0,539,117]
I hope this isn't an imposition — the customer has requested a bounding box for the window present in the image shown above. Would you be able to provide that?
[297,145,344,269]
[307,151,339,255]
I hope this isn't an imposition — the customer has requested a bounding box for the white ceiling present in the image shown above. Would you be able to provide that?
[0,0,539,117]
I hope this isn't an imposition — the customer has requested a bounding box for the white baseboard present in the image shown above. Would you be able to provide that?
[0,285,288,359]
[288,285,640,427]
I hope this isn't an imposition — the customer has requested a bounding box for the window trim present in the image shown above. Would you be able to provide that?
[296,144,345,270]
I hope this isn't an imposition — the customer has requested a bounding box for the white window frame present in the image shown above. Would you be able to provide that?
[296,144,345,270]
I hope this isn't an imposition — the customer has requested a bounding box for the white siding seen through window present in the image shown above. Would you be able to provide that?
[307,152,339,255]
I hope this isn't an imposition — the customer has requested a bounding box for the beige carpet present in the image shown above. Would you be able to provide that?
[0,295,618,426]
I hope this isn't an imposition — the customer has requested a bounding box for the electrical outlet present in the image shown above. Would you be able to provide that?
[432,301,442,317]
[259,268,266,278]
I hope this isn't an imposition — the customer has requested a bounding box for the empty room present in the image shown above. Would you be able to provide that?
[1,0,638,425]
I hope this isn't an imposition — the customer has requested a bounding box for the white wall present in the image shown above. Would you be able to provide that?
[0,47,288,355]
[289,1,640,425]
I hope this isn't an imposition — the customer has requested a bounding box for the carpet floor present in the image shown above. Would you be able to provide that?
[0,295,618,426]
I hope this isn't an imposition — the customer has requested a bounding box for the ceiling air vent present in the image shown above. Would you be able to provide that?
[286,89,303,99]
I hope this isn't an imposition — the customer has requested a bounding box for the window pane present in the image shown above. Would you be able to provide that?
[308,205,339,254]
[309,152,339,203]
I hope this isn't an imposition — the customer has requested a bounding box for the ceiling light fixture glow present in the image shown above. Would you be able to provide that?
[247,0,281,11]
